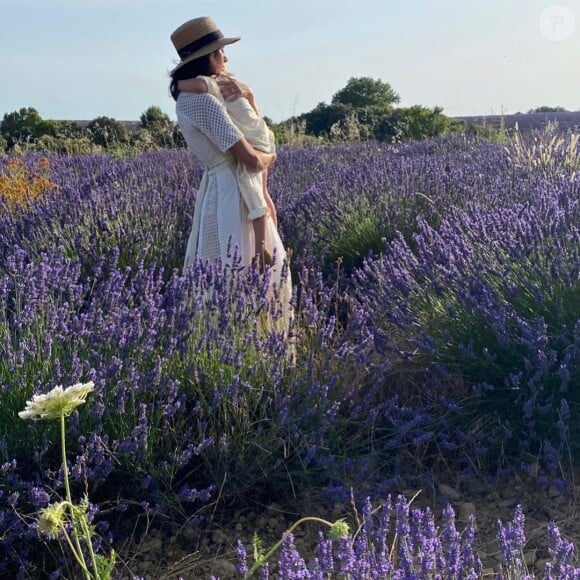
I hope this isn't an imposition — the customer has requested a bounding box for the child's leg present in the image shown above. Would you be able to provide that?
[262,169,277,227]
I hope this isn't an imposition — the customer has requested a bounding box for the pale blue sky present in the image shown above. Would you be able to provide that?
[1,0,578,122]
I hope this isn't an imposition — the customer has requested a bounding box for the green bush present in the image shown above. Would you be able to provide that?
[0,107,62,150]
[87,116,129,149]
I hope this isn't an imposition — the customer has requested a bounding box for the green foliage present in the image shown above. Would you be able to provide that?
[317,197,385,273]
[170,124,186,148]
[331,76,400,109]
[0,108,163,154]
[527,105,569,114]
[1,75,462,154]
[393,105,461,141]
[268,118,320,147]
[372,109,405,142]
[26,134,104,155]
[87,116,128,148]
[319,104,460,144]
[139,106,175,148]
[1,107,55,150]
[0,113,101,154]
[323,106,391,142]
[139,106,171,130]
[53,120,86,139]
[280,79,455,144]
[11,133,105,155]
[461,120,508,144]
[295,102,353,138]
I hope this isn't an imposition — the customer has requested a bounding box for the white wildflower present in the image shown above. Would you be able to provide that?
[19,382,95,421]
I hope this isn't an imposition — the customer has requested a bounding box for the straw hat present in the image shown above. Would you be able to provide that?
[170,17,240,74]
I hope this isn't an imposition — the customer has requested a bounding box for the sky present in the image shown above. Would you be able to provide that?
[1,0,578,123]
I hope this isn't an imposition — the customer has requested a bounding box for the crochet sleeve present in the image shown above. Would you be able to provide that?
[177,93,243,153]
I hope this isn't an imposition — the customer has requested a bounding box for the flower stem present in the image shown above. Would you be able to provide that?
[60,413,72,504]
[246,517,338,577]
[61,526,92,579]
[60,412,91,579]
[79,504,101,578]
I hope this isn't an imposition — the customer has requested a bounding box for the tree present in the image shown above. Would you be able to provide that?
[87,116,128,148]
[140,106,172,130]
[527,106,568,114]
[296,102,353,137]
[53,120,85,139]
[0,107,55,150]
[139,106,174,148]
[394,106,458,141]
[331,77,400,110]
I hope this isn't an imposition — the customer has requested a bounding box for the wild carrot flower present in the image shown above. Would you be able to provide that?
[18,382,95,421]
[37,501,67,539]
[328,519,350,540]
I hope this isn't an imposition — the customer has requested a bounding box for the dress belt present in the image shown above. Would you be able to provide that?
[205,157,231,175]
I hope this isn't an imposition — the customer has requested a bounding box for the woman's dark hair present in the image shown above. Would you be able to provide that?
[170,53,214,100]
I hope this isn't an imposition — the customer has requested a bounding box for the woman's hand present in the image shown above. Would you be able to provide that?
[217,75,244,101]
[217,75,258,112]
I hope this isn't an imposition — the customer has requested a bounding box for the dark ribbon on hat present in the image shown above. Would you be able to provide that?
[178,30,223,58]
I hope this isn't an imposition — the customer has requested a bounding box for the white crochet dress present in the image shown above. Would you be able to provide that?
[177,92,250,269]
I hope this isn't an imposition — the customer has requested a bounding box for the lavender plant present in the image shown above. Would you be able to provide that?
[1,134,578,575]
[236,497,580,579]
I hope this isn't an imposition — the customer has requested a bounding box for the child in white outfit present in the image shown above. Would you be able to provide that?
[193,74,276,222]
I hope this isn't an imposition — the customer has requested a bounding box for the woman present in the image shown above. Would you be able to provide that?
[174,68,293,304]
[169,16,278,273]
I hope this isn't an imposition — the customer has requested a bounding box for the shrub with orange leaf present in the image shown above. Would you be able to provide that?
[0,156,56,213]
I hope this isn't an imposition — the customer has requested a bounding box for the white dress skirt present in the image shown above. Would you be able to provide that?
[183,157,254,268]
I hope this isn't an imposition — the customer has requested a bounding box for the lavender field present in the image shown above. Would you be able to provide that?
[0,132,579,578]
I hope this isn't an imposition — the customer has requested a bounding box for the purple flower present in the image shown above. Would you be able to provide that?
[496,505,526,570]
[235,540,248,576]
[278,533,310,579]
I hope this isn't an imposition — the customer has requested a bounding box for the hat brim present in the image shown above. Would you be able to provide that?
[170,37,240,75]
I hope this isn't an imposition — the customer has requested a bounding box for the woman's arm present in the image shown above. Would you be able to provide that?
[229,138,276,172]
[178,93,270,171]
